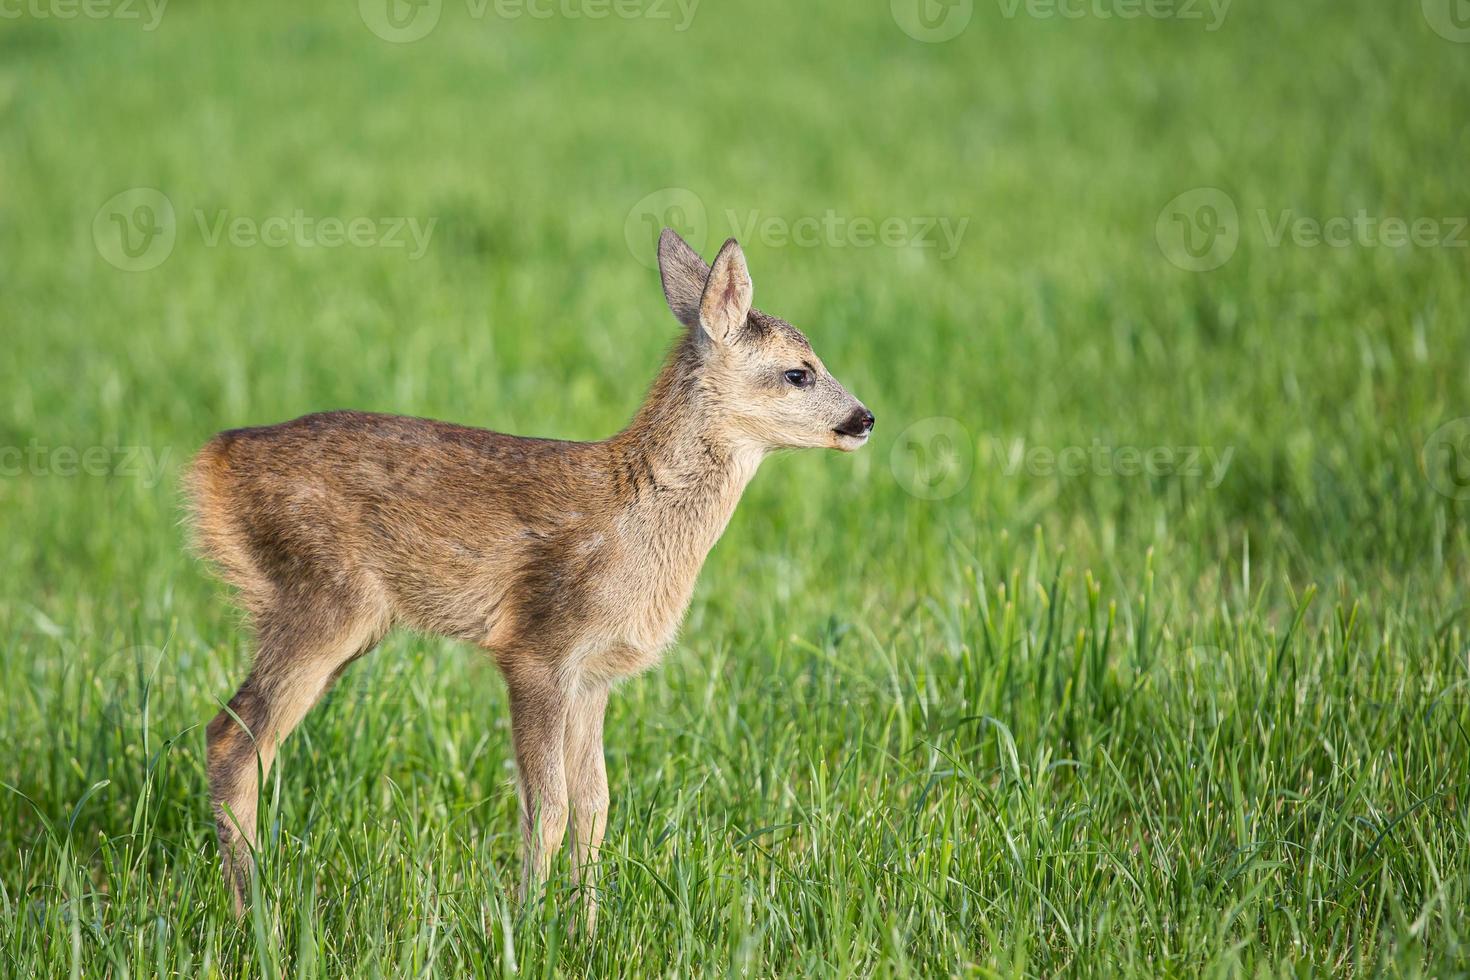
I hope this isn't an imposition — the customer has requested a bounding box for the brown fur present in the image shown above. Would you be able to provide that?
[188,231,872,923]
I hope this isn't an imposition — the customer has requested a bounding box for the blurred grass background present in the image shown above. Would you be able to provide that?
[2,0,1469,975]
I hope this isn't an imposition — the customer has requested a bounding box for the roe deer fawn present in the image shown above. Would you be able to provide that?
[187,230,874,924]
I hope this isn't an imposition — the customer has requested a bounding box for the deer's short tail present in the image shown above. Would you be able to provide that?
[184,433,273,615]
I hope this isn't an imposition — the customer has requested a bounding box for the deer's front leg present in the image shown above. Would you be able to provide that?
[506,672,569,905]
[564,683,609,930]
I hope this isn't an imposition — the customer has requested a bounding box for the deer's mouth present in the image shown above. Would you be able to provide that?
[832,408,875,450]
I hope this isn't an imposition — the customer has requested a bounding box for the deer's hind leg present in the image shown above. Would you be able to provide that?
[206,591,387,915]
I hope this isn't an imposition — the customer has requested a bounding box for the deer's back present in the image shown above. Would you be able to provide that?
[187,411,620,643]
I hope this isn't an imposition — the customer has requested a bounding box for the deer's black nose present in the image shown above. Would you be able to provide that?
[836,409,875,437]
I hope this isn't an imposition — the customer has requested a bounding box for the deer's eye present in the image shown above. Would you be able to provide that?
[783,369,811,388]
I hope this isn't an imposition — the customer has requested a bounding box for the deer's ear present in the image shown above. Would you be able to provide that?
[698,238,753,345]
[658,228,710,330]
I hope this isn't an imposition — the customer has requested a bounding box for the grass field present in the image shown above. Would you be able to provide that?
[3,0,1470,974]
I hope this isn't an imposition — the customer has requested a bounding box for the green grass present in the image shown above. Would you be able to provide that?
[3,0,1470,974]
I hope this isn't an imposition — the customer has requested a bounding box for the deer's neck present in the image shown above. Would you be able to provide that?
[609,338,762,543]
